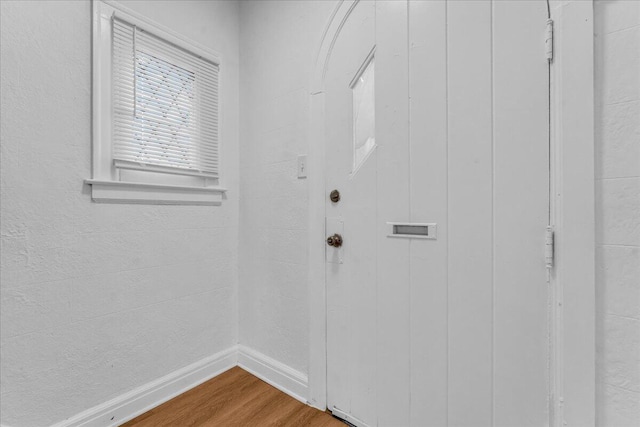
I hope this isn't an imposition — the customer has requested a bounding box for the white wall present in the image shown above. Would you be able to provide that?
[2,0,639,425]
[238,0,336,376]
[0,1,239,425]
[594,1,640,425]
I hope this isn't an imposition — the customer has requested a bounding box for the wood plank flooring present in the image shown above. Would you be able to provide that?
[121,367,345,426]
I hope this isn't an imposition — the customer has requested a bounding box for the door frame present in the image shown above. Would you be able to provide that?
[306,2,595,426]
[548,1,596,426]
[307,0,359,412]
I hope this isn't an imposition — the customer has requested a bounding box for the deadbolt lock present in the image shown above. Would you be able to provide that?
[330,189,340,203]
[326,233,343,248]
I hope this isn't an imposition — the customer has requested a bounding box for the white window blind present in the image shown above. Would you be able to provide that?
[112,17,219,178]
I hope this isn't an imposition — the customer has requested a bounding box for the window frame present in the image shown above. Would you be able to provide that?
[86,0,226,205]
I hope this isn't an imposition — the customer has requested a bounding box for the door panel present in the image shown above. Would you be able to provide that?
[492,2,549,425]
[408,1,448,425]
[375,1,412,426]
[325,1,549,426]
[446,2,495,425]
[325,1,377,425]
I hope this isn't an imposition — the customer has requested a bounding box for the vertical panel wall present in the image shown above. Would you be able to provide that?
[375,2,412,425]
[446,2,494,425]
[492,2,549,425]
[409,1,549,425]
[594,1,640,425]
[408,1,448,426]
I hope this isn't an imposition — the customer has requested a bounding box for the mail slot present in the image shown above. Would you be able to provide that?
[387,223,437,240]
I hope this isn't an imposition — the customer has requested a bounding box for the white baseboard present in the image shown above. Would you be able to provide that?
[46,345,308,427]
[52,346,237,427]
[237,345,308,404]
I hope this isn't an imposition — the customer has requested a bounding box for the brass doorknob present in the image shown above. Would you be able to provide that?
[326,233,343,248]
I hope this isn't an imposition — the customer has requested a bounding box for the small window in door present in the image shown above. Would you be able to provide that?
[351,55,375,174]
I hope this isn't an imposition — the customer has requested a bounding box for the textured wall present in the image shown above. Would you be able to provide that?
[238,0,336,375]
[0,1,239,425]
[2,1,639,425]
[594,1,640,425]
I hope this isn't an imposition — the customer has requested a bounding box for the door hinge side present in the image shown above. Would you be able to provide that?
[545,226,555,269]
[545,19,554,62]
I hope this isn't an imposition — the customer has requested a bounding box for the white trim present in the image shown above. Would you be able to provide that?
[237,345,309,404]
[99,0,221,65]
[91,0,224,204]
[307,91,328,410]
[84,179,226,205]
[308,1,358,411]
[348,45,376,90]
[44,346,316,427]
[311,0,360,95]
[51,346,237,427]
[114,160,219,179]
[549,1,595,426]
[92,0,113,182]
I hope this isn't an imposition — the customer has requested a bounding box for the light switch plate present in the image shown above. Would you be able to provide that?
[297,155,307,178]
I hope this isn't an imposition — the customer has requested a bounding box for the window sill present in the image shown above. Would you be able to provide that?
[84,179,226,205]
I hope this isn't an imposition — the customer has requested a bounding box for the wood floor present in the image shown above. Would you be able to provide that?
[121,367,345,426]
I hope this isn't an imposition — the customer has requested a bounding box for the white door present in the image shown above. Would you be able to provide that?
[325,1,550,426]
[324,1,377,426]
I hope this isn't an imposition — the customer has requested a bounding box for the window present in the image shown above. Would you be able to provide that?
[87,1,225,205]
[350,51,376,175]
